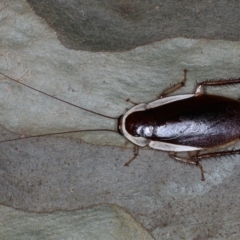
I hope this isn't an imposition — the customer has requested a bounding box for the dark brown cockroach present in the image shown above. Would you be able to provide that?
[1,70,240,181]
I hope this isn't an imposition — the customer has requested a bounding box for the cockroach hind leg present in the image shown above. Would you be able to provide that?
[195,76,240,95]
[196,162,205,181]
[124,146,140,166]
[191,148,240,161]
[159,69,188,98]
[189,149,240,181]
[168,152,205,181]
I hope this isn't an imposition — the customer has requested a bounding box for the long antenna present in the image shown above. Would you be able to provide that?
[0,129,117,143]
[0,71,118,120]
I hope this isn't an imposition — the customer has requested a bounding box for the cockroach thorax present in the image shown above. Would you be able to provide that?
[117,115,124,135]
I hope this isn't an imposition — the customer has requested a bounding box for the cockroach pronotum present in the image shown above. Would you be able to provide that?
[1,69,240,181]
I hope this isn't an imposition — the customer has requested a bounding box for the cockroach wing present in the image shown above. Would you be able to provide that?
[123,94,240,151]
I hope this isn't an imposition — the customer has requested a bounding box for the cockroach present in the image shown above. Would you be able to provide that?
[1,69,240,181]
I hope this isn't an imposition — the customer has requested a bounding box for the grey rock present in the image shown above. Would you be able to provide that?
[26,0,240,51]
[1,1,240,240]
[0,204,153,240]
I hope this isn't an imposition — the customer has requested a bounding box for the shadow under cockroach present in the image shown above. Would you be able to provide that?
[1,69,240,181]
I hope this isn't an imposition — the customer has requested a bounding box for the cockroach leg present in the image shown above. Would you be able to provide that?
[168,152,205,181]
[124,145,140,166]
[159,69,188,98]
[126,98,138,106]
[196,162,205,181]
[125,98,138,111]
[191,148,240,161]
[195,77,240,95]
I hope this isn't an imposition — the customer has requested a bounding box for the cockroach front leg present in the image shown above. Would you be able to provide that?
[126,98,138,106]
[159,69,188,98]
[169,152,205,181]
[127,69,188,103]
[124,146,140,166]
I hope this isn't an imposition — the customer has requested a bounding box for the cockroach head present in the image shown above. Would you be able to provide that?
[117,115,124,135]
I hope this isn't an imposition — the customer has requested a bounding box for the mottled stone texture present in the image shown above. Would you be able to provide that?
[27,0,240,51]
[0,204,154,240]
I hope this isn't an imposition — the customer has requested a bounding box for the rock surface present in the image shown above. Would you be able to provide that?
[1,1,240,239]
[26,0,240,51]
[0,204,153,240]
